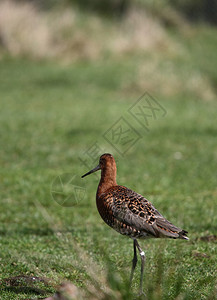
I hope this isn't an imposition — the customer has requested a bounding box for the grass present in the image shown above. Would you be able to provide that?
[0,23,217,300]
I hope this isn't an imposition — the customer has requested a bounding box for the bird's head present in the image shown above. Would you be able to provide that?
[81,153,116,178]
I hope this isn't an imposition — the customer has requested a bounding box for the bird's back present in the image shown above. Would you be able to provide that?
[96,185,188,240]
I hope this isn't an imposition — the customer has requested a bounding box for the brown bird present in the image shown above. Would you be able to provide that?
[82,153,188,295]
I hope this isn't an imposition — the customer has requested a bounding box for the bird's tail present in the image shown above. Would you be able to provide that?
[178,230,189,240]
[155,217,189,240]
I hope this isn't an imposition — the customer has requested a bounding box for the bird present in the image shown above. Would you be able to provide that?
[81,153,188,295]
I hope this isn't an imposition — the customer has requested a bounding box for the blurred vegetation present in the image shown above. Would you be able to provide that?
[168,0,217,24]
[0,0,217,63]
[69,0,217,24]
[14,0,217,23]
[67,0,130,17]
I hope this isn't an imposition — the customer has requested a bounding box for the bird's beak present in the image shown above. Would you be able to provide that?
[81,165,100,178]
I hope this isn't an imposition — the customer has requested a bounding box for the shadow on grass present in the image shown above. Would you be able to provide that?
[1,275,54,298]
[0,227,75,236]
[3,286,46,295]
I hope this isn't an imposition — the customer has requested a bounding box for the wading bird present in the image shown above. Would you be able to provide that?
[82,153,188,295]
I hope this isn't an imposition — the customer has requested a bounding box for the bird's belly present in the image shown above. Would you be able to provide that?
[97,205,151,239]
[112,222,151,239]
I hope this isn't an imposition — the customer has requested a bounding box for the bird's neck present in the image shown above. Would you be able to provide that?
[97,166,117,198]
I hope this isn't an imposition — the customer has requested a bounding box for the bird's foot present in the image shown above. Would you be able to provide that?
[136,290,147,299]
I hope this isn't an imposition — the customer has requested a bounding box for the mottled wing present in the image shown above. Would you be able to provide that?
[106,186,188,239]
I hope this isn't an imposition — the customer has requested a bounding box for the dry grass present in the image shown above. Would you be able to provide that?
[138,58,215,100]
[0,1,55,59]
[121,54,216,101]
[0,0,174,61]
[109,8,172,55]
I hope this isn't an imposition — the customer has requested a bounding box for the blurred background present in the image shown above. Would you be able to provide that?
[0,0,217,99]
[0,1,217,299]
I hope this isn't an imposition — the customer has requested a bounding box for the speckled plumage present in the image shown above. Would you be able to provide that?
[82,153,188,295]
[96,185,188,240]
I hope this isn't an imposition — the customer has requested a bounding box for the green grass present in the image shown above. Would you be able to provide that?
[0,26,217,299]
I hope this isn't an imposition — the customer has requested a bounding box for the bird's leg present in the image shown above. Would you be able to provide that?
[135,240,146,296]
[130,239,138,285]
